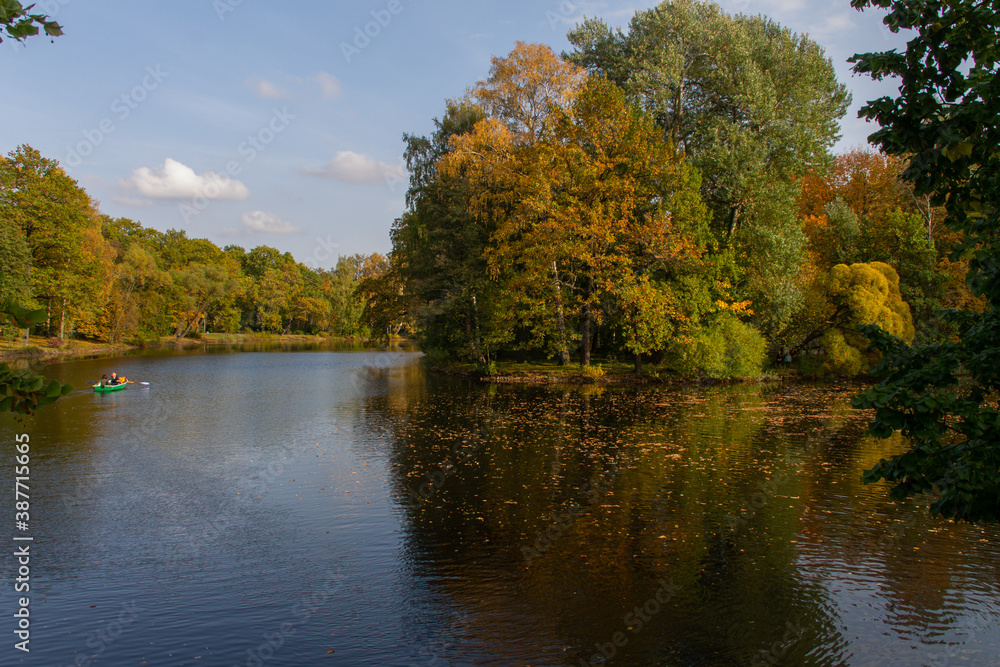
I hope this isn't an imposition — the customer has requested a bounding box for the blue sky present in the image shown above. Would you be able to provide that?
[1,0,907,269]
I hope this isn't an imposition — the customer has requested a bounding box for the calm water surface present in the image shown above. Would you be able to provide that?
[1,346,998,666]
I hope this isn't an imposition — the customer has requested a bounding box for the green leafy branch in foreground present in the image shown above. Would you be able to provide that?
[0,298,73,414]
[854,319,1000,522]
[0,1,62,43]
[849,0,1000,521]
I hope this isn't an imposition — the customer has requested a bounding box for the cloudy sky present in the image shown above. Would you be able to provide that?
[1,0,907,269]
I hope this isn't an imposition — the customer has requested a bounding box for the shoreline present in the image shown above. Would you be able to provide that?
[3,337,849,388]
[429,363,818,387]
[0,333,380,365]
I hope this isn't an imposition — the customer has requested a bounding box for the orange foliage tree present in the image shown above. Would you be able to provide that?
[440,44,711,368]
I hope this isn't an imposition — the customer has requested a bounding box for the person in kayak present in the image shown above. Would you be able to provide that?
[110,372,120,385]
[100,374,109,387]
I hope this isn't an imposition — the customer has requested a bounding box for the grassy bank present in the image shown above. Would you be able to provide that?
[0,336,136,363]
[432,359,791,386]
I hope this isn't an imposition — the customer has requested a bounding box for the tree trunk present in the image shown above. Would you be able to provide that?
[471,294,485,364]
[463,315,483,365]
[926,194,934,243]
[552,261,570,366]
[634,352,643,374]
[59,298,65,343]
[671,79,684,147]
[580,277,594,366]
[728,204,741,238]
[176,305,206,338]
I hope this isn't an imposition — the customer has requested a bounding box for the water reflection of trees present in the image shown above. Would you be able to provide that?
[368,378,1000,665]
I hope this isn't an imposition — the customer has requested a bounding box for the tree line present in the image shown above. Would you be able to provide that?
[0,145,395,346]
[382,0,981,377]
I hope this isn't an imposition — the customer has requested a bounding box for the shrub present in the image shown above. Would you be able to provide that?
[799,329,868,378]
[675,313,767,378]
[128,330,160,348]
[580,363,605,379]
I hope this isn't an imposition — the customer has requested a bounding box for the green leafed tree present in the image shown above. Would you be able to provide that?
[0,216,30,314]
[849,0,1000,521]
[0,145,111,342]
[391,99,497,364]
[566,0,851,339]
[171,263,233,337]
[355,253,409,344]
[0,1,61,43]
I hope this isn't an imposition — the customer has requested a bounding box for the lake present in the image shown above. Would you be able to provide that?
[2,346,998,666]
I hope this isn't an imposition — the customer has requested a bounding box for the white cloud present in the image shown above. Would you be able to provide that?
[241,210,301,235]
[312,72,343,99]
[249,78,286,99]
[120,158,250,200]
[302,151,406,186]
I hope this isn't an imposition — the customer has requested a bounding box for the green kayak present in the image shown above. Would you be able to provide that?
[93,382,128,393]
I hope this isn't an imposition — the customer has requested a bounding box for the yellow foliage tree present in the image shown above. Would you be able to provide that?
[441,44,710,367]
[790,261,914,376]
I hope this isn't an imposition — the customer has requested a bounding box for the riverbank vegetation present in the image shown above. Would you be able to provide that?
[0,145,399,350]
[382,1,981,380]
[846,0,1000,522]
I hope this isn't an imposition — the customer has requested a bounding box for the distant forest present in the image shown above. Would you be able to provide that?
[0,145,393,344]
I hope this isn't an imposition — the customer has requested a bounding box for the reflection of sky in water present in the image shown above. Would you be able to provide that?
[801,547,999,665]
[1,348,998,666]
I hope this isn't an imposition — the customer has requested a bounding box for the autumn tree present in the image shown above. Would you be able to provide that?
[474,41,586,144]
[567,0,851,339]
[355,253,409,344]
[171,263,230,337]
[391,97,497,363]
[437,44,715,369]
[0,7,69,413]
[799,149,912,221]
[103,243,170,342]
[789,262,914,377]
[0,145,112,342]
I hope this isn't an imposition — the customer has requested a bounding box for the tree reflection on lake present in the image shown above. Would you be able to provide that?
[374,379,999,666]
